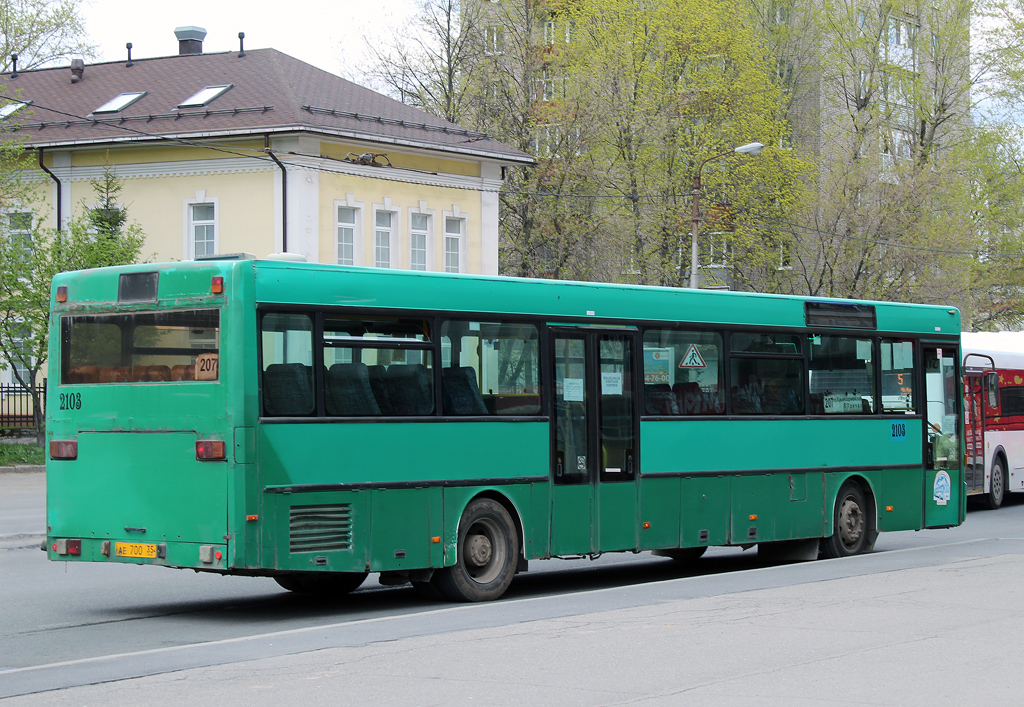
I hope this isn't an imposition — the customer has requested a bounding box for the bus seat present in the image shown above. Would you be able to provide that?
[386,364,433,415]
[99,366,132,383]
[367,364,393,415]
[442,366,488,415]
[143,365,171,381]
[170,364,194,381]
[645,383,679,415]
[67,366,100,383]
[263,363,314,416]
[674,382,703,415]
[326,363,381,416]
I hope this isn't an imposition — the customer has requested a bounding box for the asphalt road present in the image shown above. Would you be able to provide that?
[4,470,1024,704]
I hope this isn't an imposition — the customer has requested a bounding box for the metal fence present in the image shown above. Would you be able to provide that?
[0,383,45,428]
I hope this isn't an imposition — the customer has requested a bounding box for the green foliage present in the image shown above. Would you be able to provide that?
[0,441,43,465]
[0,167,144,440]
[556,0,812,286]
[0,0,96,72]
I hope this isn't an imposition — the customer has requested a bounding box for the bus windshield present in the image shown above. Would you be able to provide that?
[61,309,220,383]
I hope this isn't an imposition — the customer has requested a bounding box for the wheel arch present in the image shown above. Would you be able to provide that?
[829,473,878,534]
[992,446,1009,479]
[458,490,526,559]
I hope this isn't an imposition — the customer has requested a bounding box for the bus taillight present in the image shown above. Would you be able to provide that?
[49,440,78,460]
[196,440,226,460]
[211,276,224,294]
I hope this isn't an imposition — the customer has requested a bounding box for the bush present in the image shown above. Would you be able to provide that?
[0,442,44,466]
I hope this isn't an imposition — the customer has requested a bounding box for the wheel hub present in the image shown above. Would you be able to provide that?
[838,497,864,548]
[466,533,493,568]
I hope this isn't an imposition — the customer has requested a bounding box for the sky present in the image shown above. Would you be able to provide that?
[80,0,417,81]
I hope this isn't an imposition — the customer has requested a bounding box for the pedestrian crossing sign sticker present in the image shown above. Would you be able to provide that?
[678,344,706,369]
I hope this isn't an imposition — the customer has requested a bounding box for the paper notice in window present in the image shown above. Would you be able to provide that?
[601,371,622,395]
[857,339,872,361]
[563,378,584,402]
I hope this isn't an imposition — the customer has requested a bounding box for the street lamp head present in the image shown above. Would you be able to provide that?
[734,142,765,157]
[733,141,765,156]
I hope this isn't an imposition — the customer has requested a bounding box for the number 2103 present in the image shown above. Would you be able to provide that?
[59,392,82,410]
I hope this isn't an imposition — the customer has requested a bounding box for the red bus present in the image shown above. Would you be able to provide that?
[962,332,1024,509]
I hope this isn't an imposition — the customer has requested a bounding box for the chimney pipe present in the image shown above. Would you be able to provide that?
[10,54,17,78]
[174,26,207,56]
[238,32,245,58]
[125,42,133,67]
[70,58,84,83]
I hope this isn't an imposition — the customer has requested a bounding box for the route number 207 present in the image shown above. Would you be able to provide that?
[59,392,82,410]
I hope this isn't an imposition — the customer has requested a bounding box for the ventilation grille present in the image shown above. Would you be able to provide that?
[289,503,353,553]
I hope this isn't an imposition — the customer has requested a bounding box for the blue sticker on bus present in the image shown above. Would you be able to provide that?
[933,471,951,506]
[890,420,908,441]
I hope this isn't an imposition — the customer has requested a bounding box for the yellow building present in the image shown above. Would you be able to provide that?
[0,27,531,273]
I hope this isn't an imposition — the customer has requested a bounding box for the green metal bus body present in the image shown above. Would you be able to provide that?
[45,258,966,601]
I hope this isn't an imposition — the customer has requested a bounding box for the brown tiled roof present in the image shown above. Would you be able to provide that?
[0,48,532,164]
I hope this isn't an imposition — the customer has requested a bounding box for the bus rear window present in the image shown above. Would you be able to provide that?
[61,309,220,384]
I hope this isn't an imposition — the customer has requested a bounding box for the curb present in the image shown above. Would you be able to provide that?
[0,464,45,474]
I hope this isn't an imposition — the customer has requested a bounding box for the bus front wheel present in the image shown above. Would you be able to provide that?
[820,481,874,559]
[434,498,517,602]
[987,458,1007,510]
[273,571,368,596]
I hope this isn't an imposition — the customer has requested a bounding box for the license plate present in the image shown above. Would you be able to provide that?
[115,542,157,558]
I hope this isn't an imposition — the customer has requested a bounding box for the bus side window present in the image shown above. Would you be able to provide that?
[440,320,541,416]
[261,313,314,417]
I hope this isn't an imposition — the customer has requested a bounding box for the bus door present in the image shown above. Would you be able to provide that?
[549,329,639,556]
[923,344,963,527]
[962,353,996,495]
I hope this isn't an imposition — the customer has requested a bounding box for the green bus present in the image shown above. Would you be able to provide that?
[45,256,965,601]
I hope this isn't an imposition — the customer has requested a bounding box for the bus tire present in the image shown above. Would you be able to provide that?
[986,458,1007,510]
[820,481,873,559]
[273,571,368,596]
[434,498,517,602]
[652,546,707,562]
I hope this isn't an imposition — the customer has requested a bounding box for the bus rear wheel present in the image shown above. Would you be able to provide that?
[987,458,1007,510]
[273,571,368,596]
[434,498,517,602]
[820,481,874,559]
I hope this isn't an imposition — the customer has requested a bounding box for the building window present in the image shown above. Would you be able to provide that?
[337,206,356,265]
[4,324,31,387]
[189,203,216,258]
[485,25,505,54]
[410,213,429,271]
[445,217,463,273]
[375,211,394,268]
[4,211,32,258]
[544,20,556,44]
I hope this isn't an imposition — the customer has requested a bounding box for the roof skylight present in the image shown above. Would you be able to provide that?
[93,92,147,114]
[0,100,30,119]
[178,84,232,108]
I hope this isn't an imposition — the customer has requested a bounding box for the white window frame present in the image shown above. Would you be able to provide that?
[183,196,219,260]
[485,25,505,54]
[334,195,365,266]
[373,205,400,269]
[337,205,358,265]
[2,323,32,387]
[3,209,33,258]
[409,207,434,271]
[443,214,466,273]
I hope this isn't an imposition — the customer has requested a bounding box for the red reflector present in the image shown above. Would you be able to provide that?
[211,276,224,294]
[56,285,68,302]
[196,439,226,460]
[49,440,78,460]
[67,539,82,556]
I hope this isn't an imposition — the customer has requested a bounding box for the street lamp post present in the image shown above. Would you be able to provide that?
[688,142,765,289]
